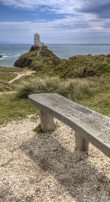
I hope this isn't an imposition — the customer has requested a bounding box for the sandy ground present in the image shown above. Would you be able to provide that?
[0,116,110,202]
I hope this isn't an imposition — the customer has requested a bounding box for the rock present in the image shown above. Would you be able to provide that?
[14,58,32,68]
[0,55,3,58]
[29,45,39,52]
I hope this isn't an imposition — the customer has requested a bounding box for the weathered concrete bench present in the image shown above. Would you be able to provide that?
[28,93,110,158]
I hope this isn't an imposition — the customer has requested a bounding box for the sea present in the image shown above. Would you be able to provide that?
[0,44,110,67]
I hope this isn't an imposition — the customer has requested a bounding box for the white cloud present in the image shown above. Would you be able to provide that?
[0,0,81,13]
[0,16,110,44]
[1,0,110,30]
[0,0,110,43]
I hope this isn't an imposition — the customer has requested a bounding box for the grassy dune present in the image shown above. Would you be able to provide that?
[13,75,110,116]
[0,49,110,124]
[14,46,110,78]
[0,72,110,125]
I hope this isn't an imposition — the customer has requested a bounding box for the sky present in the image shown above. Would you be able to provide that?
[0,0,110,44]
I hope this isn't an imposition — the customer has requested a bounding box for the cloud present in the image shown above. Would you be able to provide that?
[80,0,110,19]
[1,0,110,20]
[0,0,110,43]
[1,0,110,19]
[1,0,110,28]
[0,0,81,13]
[0,16,110,44]
[1,0,110,27]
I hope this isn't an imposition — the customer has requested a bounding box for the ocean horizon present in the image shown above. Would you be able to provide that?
[1,44,110,67]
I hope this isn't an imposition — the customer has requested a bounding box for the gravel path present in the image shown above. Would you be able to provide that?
[0,117,110,202]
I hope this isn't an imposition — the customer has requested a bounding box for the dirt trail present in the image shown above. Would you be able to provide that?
[9,70,36,84]
[0,70,36,95]
[37,47,43,62]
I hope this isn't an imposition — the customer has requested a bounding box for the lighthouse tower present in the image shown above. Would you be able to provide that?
[34,33,44,47]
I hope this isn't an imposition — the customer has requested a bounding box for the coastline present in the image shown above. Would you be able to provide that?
[1,44,110,67]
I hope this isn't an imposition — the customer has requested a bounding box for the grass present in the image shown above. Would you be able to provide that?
[12,75,110,116]
[0,93,39,125]
[0,67,23,82]
[0,72,17,82]
[0,81,12,92]
[33,124,44,133]
[78,92,110,117]
[0,67,24,91]
[13,74,110,97]
[13,77,68,99]
[0,66,110,125]
[0,66,23,72]
[14,47,110,78]
[33,121,60,133]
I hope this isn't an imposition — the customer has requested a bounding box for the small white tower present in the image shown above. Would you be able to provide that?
[34,33,40,46]
[34,33,44,47]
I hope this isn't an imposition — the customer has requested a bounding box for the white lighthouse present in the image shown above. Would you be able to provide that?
[34,33,44,47]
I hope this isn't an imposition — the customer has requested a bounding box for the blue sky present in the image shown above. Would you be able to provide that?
[0,0,110,44]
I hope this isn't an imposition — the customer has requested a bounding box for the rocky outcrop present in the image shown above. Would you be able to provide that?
[0,55,3,58]
[14,58,32,68]
[29,45,39,52]
[14,46,61,69]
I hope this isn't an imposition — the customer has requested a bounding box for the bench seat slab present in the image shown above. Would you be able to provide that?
[28,93,110,157]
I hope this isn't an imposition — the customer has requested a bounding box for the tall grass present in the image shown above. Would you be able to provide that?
[0,81,12,92]
[13,76,110,101]
[14,77,68,99]
[0,75,110,125]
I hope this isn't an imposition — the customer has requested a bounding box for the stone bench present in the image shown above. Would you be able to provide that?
[28,93,110,158]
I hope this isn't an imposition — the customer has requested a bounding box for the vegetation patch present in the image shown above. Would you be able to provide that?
[11,75,110,117]
[14,46,110,78]
[33,124,44,133]
[0,71,17,82]
[0,67,23,81]
[33,121,60,133]
[0,48,110,124]
[0,81,12,92]
[0,93,39,125]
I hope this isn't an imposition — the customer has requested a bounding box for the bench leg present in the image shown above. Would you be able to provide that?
[75,132,88,151]
[40,110,55,132]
